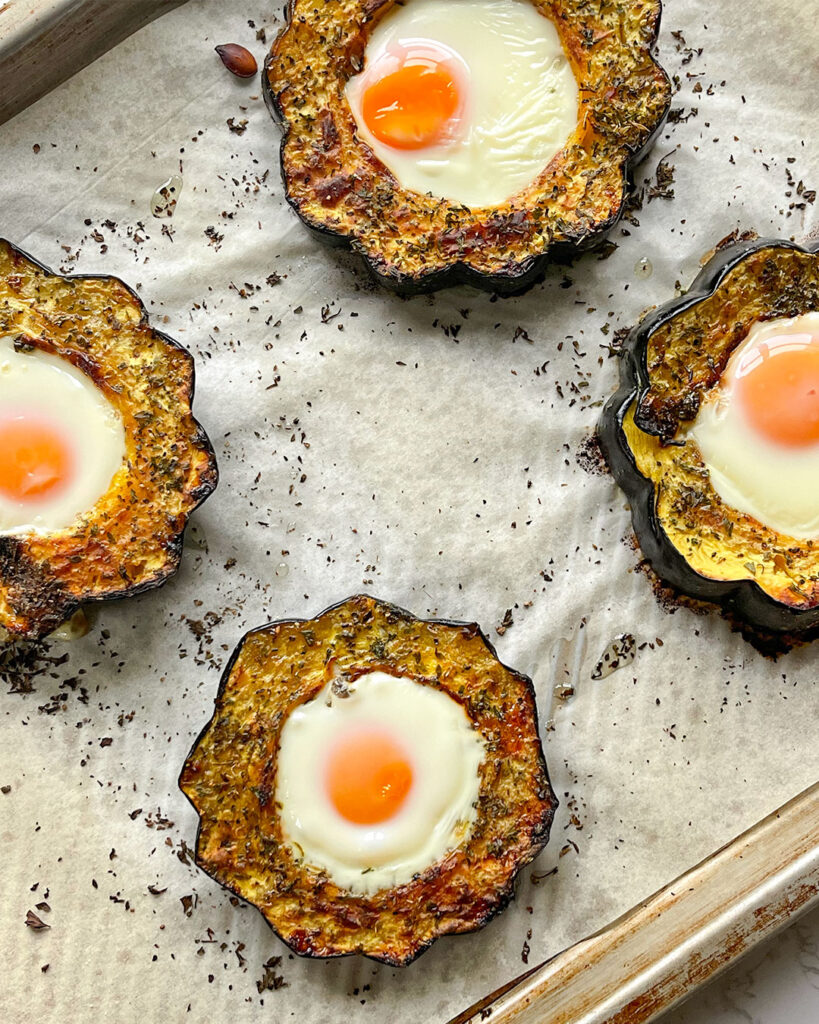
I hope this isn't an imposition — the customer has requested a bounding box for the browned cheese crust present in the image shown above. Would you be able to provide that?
[265,0,672,287]
[180,595,556,965]
[627,247,819,610]
[0,240,218,640]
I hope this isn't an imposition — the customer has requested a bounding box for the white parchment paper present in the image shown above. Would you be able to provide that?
[0,1,817,1021]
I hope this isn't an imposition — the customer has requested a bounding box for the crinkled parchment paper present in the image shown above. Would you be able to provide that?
[0,1,816,1021]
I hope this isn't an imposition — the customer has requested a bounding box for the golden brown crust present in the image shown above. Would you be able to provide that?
[264,0,671,291]
[0,240,218,640]
[180,595,556,965]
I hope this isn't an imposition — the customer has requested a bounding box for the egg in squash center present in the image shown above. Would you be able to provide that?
[688,312,819,540]
[345,0,579,207]
[0,337,125,536]
[276,670,485,894]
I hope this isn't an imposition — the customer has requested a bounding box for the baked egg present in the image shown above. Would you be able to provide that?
[0,337,126,535]
[277,671,484,894]
[689,313,819,540]
[345,0,579,207]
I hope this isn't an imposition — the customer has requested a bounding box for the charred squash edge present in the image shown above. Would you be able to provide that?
[179,594,557,966]
[262,0,672,296]
[598,236,819,633]
[0,238,218,640]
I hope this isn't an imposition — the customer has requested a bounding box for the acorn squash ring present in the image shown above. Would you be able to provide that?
[179,594,557,965]
[599,236,819,633]
[263,0,672,295]
[0,239,218,641]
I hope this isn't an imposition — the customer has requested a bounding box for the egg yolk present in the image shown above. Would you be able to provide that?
[0,414,74,502]
[325,728,413,825]
[735,331,819,447]
[361,50,463,150]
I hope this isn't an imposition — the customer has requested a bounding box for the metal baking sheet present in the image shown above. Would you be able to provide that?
[0,1,817,1022]
[0,0,187,127]
[454,781,819,1023]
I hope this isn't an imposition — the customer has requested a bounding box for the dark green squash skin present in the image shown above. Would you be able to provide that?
[598,237,819,633]
[179,594,557,966]
[263,0,672,297]
[0,239,218,641]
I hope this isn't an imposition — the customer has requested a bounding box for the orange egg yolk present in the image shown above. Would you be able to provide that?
[361,53,463,150]
[325,729,413,825]
[736,332,819,447]
[0,414,74,502]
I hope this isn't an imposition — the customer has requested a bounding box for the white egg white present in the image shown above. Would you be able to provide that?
[688,312,819,540]
[0,337,126,535]
[345,0,579,207]
[275,671,485,894]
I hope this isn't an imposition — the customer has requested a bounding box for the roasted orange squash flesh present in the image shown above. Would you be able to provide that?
[600,239,819,632]
[0,240,217,641]
[181,595,557,965]
[264,0,672,293]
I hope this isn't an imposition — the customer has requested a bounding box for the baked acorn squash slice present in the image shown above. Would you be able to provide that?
[263,0,672,295]
[180,595,556,965]
[0,240,218,642]
[599,237,819,632]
